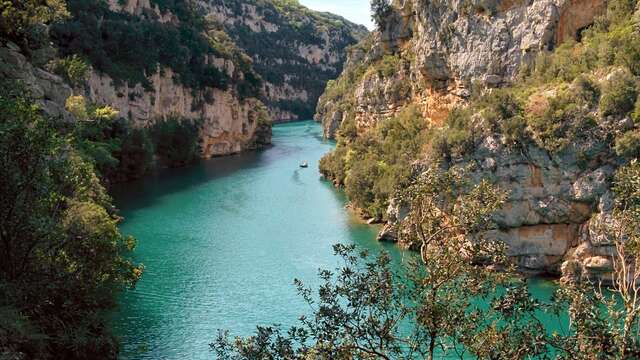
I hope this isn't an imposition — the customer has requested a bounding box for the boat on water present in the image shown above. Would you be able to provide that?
[300,161,308,168]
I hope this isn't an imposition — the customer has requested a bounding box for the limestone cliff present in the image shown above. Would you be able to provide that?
[317,0,606,138]
[199,0,368,122]
[316,0,638,282]
[87,0,272,158]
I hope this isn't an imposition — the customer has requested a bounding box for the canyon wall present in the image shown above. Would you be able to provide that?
[199,0,368,122]
[317,0,623,280]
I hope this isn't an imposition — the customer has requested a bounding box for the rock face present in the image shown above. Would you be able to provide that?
[86,67,269,158]
[316,0,606,138]
[199,0,368,122]
[319,0,618,280]
[4,0,272,160]
[379,132,623,280]
[0,42,74,122]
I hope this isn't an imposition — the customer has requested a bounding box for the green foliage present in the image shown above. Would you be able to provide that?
[615,130,640,159]
[599,69,638,117]
[150,116,202,167]
[50,0,231,91]
[64,95,155,183]
[0,84,141,359]
[0,0,69,43]
[49,54,89,87]
[377,54,403,78]
[371,0,392,30]
[321,105,428,218]
[318,145,348,184]
[117,127,155,180]
[432,107,476,159]
[527,86,598,152]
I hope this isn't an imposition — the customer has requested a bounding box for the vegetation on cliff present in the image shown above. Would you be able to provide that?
[65,94,204,183]
[50,0,262,97]
[320,0,640,220]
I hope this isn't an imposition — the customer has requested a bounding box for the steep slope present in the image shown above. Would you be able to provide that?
[317,0,640,281]
[200,0,368,121]
[316,0,607,138]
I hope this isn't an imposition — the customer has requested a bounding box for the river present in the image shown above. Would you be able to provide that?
[111,120,562,359]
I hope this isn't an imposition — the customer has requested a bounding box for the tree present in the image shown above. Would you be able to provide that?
[370,0,391,30]
[212,166,556,359]
[0,84,142,359]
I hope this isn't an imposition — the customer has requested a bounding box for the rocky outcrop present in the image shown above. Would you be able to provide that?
[317,0,606,138]
[0,42,74,122]
[86,65,269,158]
[199,0,368,122]
[380,127,622,280]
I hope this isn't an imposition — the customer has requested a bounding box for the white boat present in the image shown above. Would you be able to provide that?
[300,161,309,168]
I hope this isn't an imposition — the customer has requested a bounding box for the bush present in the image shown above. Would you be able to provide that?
[0,0,69,43]
[49,55,88,86]
[117,127,155,180]
[528,88,598,151]
[500,115,528,146]
[330,105,428,218]
[344,154,381,216]
[0,84,141,358]
[319,145,348,185]
[433,107,475,159]
[632,98,640,124]
[377,55,403,78]
[615,130,640,159]
[599,70,638,117]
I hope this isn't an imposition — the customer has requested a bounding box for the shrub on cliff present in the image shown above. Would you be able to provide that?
[527,87,598,152]
[322,105,428,219]
[615,130,640,159]
[599,69,638,117]
[371,0,392,30]
[0,0,69,45]
[319,145,348,185]
[49,54,89,87]
[51,0,231,91]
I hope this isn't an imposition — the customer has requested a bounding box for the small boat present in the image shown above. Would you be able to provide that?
[300,161,309,168]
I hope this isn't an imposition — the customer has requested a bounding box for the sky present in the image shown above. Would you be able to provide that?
[299,0,373,30]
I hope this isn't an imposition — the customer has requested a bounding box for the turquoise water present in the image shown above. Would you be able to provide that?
[111,121,565,359]
[111,121,411,359]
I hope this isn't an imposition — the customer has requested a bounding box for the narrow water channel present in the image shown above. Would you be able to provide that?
[111,121,562,359]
